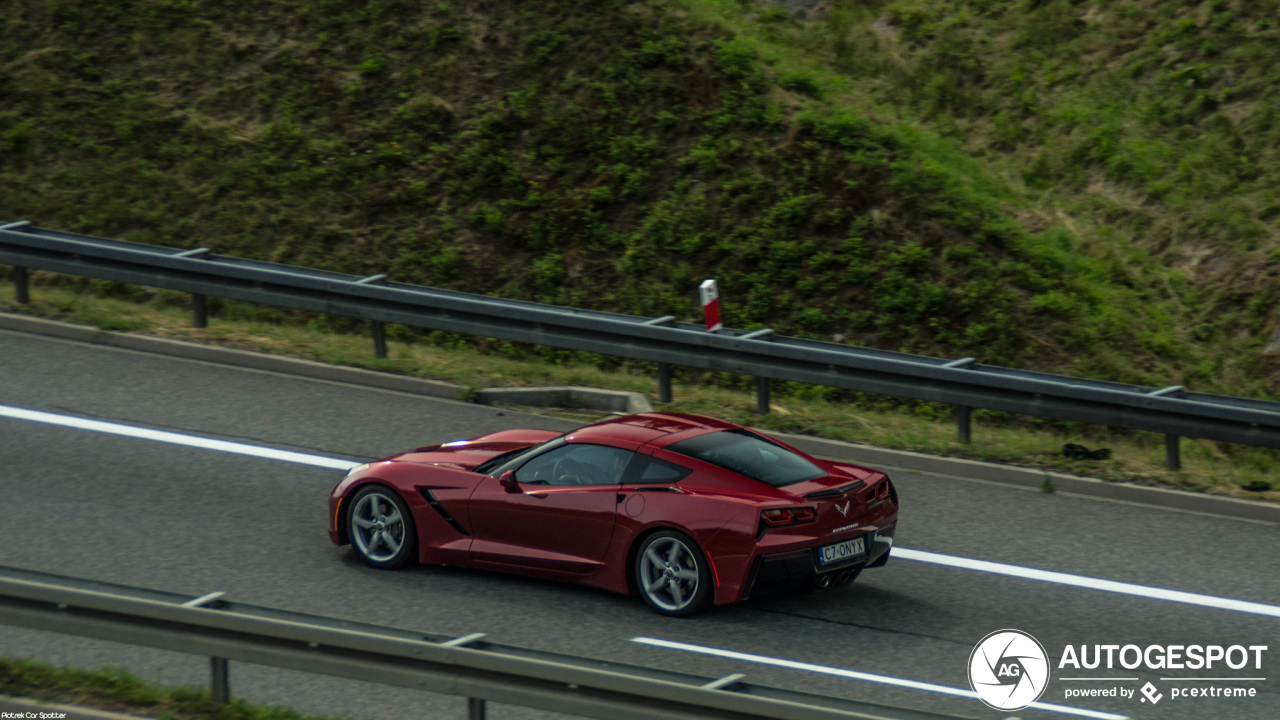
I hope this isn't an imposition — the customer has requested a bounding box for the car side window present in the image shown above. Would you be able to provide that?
[516,443,634,486]
[630,456,692,484]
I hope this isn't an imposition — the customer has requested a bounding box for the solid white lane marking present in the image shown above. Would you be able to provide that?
[0,404,360,471]
[893,548,1280,619]
[632,637,1128,720]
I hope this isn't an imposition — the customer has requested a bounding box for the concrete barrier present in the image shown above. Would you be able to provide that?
[475,386,652,414]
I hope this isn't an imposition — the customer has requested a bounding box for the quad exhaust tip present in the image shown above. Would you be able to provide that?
[815,569,855,591]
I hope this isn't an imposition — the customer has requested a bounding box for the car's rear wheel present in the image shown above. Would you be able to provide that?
[348,486,416,569]
[635,530,712,617]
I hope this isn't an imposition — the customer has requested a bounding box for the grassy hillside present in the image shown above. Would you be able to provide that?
[684,0,1280,393]
[0,0,1276,399]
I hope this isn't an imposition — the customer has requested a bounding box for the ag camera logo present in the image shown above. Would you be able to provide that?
[969,629,1050,711]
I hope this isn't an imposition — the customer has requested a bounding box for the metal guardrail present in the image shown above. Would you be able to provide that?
[5,222,1280,467]
[0,566,969,720]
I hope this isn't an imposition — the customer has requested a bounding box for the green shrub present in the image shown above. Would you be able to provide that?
[357,54,387,75]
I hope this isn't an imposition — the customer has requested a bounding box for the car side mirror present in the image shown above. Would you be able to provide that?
[499,470,519,493]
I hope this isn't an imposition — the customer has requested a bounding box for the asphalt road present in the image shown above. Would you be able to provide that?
[0,328,1276,720]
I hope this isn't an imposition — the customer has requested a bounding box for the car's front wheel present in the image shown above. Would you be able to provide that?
[634,530,712,617]
[348,486,417,569]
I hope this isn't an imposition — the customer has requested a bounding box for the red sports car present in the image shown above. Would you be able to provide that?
[328,413,897,616]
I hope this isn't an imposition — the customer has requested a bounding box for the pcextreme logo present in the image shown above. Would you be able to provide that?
[968,629,1051,711]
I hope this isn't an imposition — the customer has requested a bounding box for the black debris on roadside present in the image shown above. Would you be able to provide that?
[1062,443,1112,460]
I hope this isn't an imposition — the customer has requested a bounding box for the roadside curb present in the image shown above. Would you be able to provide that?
[0,694,155,720]
[475,386,652,414]
[769,430,1280,524]
[2,311,1276,524]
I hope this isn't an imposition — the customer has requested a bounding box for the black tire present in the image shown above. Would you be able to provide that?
[634,529,713,617]
[347,485,417,569]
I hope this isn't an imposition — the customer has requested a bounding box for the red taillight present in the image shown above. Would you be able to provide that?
[760,507,817,527]
[861,478,890,502]
[761,509,793,527]
[791,507,816,523]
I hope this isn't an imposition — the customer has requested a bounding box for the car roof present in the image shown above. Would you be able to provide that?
[567,412,739,447]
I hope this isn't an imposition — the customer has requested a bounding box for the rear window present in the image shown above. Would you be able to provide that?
[634,457,692,483]
[667,429,825,487]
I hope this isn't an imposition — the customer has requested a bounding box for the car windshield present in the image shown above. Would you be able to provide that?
[667,429,826,487]
[477,436,566,476]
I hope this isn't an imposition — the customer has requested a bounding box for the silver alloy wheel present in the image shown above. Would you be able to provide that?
[638,536,701,612]
[351,492,406,563]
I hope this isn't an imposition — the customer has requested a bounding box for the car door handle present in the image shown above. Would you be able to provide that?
[528,492,548,499]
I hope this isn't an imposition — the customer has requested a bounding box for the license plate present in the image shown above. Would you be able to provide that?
[818,536,865,565]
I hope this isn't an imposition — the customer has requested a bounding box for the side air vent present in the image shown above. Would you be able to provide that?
[803,481,863,499]
[416,487,470,536]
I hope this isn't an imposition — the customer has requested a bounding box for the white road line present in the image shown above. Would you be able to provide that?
[893,548,1280,619]
[0,404,359,471]
[632,637,1128,720]
[5,403,1280,621]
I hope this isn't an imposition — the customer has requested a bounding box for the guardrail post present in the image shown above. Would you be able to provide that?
[739,329,776,416]
[467,697,485,720]
[354,274,391,359]
[12,266,29,304]
[1165,433,1181,470]
[1146,387,1185,471]
[192,294,207,328]
[657,363,672,403]
[755,377,770,415]
[642,316,678,404]
[210,656,230,704]
[956,405,972,444]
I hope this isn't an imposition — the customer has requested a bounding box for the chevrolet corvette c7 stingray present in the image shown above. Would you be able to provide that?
[329,412,897,616]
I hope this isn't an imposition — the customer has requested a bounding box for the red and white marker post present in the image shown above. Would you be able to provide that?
[699,279,722,333]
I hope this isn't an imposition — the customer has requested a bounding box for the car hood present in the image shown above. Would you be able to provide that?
[386,429,563,471]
